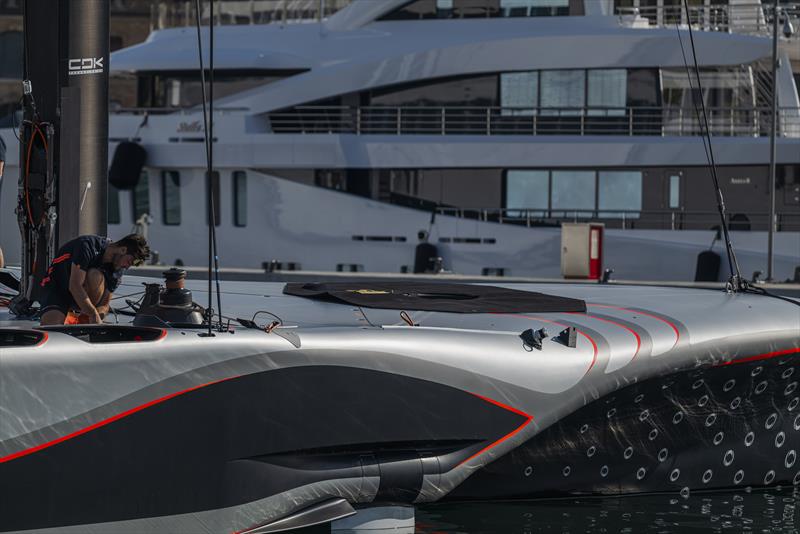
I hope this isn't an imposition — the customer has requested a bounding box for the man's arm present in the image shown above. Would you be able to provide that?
[68,263,102,324]
[96,290,111,319]
[0,160,5,176]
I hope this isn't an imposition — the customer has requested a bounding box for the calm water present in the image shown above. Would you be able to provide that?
[415,488,800,533]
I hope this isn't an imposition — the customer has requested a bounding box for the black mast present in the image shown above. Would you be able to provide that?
[14,0,108,314]
[58,0,110,241]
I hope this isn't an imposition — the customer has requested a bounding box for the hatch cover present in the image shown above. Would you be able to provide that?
[283,282,586,313]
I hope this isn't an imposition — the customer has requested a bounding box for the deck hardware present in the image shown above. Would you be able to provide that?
[400,310,417,327]
[265,321,280,333]
[557,327,578,348]
[520,328,548,351]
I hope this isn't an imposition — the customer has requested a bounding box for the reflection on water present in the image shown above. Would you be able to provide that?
[416,487,800,533]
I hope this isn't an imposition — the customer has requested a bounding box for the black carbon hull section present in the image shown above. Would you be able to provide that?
[450,356,800,499]
[0,366,522,531]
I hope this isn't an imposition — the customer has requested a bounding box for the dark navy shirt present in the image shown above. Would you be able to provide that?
[0,133,6,163]
[44,235,123,293]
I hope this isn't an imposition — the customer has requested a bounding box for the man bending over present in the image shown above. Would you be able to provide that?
[39,234,149,325]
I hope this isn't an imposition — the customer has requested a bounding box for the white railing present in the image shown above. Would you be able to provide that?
[267,105,800,137]
[150,0,355,30]
[616,2,800,36]
[434,207,800,231]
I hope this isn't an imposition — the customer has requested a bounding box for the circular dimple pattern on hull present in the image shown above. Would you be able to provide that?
[452,355,800,500]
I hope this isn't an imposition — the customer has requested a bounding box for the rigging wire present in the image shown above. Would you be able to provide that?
[675,0,745,291]
[193,0,223,334]
[209,0,224,329]
[674,4,799,306]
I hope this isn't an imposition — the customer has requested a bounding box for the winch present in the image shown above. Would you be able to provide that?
[133,268,204,326]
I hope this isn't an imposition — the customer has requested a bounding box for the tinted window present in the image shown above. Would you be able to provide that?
[108,184,121,225]
[506,170,549,216]
[551,171,595,217]
[540,70,585,115]
[381,0,571,18]
[206,171,221,226]
[132,171,150,222]
[233,171,247,227]
[0,32,22,79]
[669,174,681,208]
[370,74,498,107]
[162,171,181,225]
[502,0,568,17]
[588,69,627,116]
[626,69,660,107]
[500,72,538,115]
[380,0,438,19]
[598,171,642,218]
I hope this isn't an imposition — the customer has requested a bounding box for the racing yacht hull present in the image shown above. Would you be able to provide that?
[1,280,798,532]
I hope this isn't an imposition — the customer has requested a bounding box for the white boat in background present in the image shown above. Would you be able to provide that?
[1,0,799,280]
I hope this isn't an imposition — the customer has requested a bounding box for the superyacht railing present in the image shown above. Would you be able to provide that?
[268,106,800,137]
[150,0,355,29]
[434,207,800,231]
[112,106,250,115]
[616,2,800,36]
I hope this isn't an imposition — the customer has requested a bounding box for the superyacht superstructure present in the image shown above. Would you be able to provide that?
[1,0,799,280]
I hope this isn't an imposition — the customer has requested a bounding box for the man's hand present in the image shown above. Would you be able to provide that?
[96,291,112,320]
[68,264,100,323]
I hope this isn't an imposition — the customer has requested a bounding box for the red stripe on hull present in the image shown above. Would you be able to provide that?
[588,304,680,349]
[459,393,533,466]
[718,347,800,367]
[0,376,235,464]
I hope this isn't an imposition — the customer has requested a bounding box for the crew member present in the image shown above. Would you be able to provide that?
[0,133,6,268]
[39,234,149,325]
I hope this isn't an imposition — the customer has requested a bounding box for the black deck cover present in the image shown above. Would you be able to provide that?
[283,282,586,313]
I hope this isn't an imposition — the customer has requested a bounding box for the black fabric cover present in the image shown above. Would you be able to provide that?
[109,141,147,190]
[283,282,586,313]
[695,250,721,282]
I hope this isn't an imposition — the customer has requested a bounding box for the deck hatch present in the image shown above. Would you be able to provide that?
[284,282,586,313]
[38,325,165,343]
[0,329,46,347]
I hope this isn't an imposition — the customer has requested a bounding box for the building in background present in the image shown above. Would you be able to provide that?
[0,0,152,121]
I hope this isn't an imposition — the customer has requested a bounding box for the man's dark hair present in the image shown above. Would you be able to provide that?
[114,234,150,266]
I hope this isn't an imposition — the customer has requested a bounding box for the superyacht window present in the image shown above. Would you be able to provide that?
[587,69,627,116]
[137,69,303,108]
[108,185,121,225]
[540,70,585,115]
[132,171,150,222]
[370,74,498,107]
[505,170,549,216]
[161,171,181,225]
[598,171,642,218]
[380,0,575,19]
[206,171,221,227]
[551,171,595,217]
[500,72,538,115]
[233,171,247,227]
[0,32,22,79]
[315,169,347,191]
[669,174,681,208]
[501,0,569,17]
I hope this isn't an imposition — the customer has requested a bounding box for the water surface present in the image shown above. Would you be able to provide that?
[416,488,800,533]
